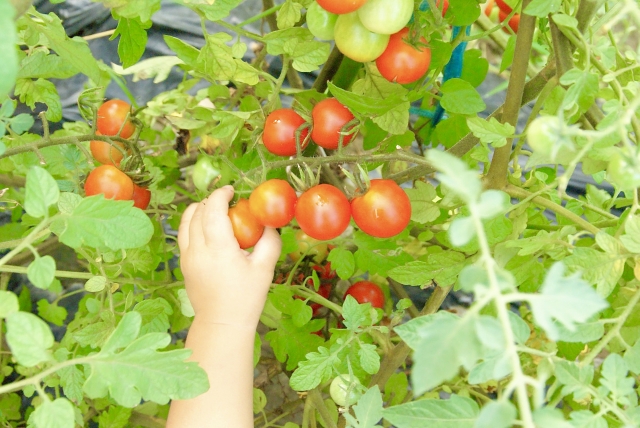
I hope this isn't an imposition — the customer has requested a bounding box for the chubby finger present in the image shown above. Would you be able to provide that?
[202,186,237,248]
[188,200,207,249]
[178,203,198,251]
[249,227,282,270]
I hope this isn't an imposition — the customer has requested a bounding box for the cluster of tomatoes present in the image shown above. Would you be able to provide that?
[306,0,439,84]
[230,177,411,250]
[485,0,520,33]
[84,99,151,210]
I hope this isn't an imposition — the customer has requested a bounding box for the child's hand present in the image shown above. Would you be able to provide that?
[178,186,281,330]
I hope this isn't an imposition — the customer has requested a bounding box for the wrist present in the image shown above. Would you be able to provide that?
[191,314,259,333]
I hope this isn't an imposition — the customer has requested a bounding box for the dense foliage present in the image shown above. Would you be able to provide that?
[1,0,640,427]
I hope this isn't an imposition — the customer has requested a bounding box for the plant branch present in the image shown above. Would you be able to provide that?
[308,389,338,428]
[0,357,91,396]
[0,133,130,160]
[312,46,345,93]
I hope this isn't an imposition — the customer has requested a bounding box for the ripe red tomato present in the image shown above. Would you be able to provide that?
[90,132,127,166]
[485,0,494,16]
[317,0,366,15]
[334,12,390,63]
[438,0,449,16]
[351,179,411,238]
[376,28,431,84]
[357,0,414,35]
[344,281,384,308]
[499,10,520,33]
[249,179,298,228]
[84,165,134,201]
[263,109,309,157]
[96,99,135,139]
[311,98,356,150]
[228,199,265,249]
[295,184,351,241]
[132,184,151,210]
[495,0,513,13]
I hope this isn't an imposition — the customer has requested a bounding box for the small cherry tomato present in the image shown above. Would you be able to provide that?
[317,0,366,15]
[344,280,384,308]
[307,1,338,40]
[96,99,135,139]
[90,132,127,167]
[495,0,513,13]
[334,12,390,63]
[376,28,431,84]
[249,179,298,228]
[484,0,494,16]
[357,0,413,35]
[228,199,265,250]
[499,10,520,33]
[192,156,221,192]
[311,98,356,150]
[351,179,411,238]
[263,109,309,157]
[329,374,362,407]
[295,184,351,241]
[438,0,449,16]
[289,229,329,264]
[132,184,151,210]
[84,165,134,201]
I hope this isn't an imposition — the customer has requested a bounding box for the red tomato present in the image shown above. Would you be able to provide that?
[317,0,366,15]
[484,0,494,16]
[344,281,384,308]
[228,199,265,249]
[311,98,356,150]
[84,165,134,201]
[499,10,520,33]
[351,179,411,238]
[376,28,431,84]
[249,179,298,228]
[96,99,135,139]
[495,0,513,13]
[132,184,151,210]
[263,109,309,156]
[90,132,127,166]
[295,184,351,241]
[439,0,449,16]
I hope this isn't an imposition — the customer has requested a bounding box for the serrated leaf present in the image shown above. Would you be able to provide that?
[564,247,624,297]
[277,0,303,29]
[466,117,515,148]
[405,181,440,224]
[113,17,150,69]
[328,247,355,280]
[58,364,85,403]
[388,261,432,286]
[37,299,67,326]
[6,312,54,367]
[348,387,383,427]
[289,345,339,391]
[358,343,380,375]
[28,398,75,428]
[555,360,594,400]
[24,166,60,218]
[440,79,486,115]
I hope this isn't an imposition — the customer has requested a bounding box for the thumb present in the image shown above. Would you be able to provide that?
[249,227,282,270]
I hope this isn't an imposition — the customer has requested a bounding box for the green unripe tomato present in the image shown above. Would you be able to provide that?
[307,2,338,41]
[333,13,390,63]
[608,152,640,190]
[329,374,362,407]
[192,156,221,192]
[527,116,563,158]
[357,0,414,35]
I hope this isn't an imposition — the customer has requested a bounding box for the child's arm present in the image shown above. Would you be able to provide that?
[166,186,281,428]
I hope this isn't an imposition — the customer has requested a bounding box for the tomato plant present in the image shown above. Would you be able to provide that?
[262,108,309,156]
[329,374,362,407]
[306,1,338,41]
[90,132,127,166]
[376,27,432,84]
[295,184,351,241]
[228,198,264,249]
[96,99,135,139]
[249,179,297,228]
[84,165,134,200]
[351,179,411,238]
[499,10,520,33]
[132,184,151,210]
[317,0,366,15]
[357,0,414,35]
[311,98,356,150]
[333,12,390,63]
[344,280,384,308]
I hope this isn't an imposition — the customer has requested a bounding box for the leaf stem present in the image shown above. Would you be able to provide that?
[0,218,53,268]
[0,357,92,396]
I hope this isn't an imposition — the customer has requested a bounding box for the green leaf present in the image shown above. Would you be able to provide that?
[500,35,517,72]
[528,263,608,341]
[426,150,482,203]
[72,313,116,349]
[28,398,75,428]
[14,77,62,121]
[460,49,489,87]
[620,216,640,253]
[264,28,330,73]
[97,405,132,428]
[5,311,54,367]
[37,299,67,326]
[327,82,409,117]
[265,317,325,371]
[599,353,635,405]
[58,364,85,403]
[623,338,640,374]
[382,394,479,428]
[177,289,195,317]
[474,400,517,428]
[24,166,60,218]
[525,0,561,17]
[277,0,303,29]
[449,216,476,247]
[440,79,486,115]
[17,51,78,80]
[0,0,17,100]
[448,0,481,26]
[133,298,173,335]
[532,408,573,428]
[83,312,209,407]
[568,410,607,428]
[555,321,604,343]
[192,0,244,21]
[327,248,355,280]
[51,195,154,250]
[389,261,433,286]
[476,190,510,220]
[555,360,594,400]
[113,17,150,69]
[405,181,440,224]
[564,247,624,297]
[163,35,199,66]
[358,343,380,375]
[0,290,19,318]
[466,117,515,148]
[109,0,160,22]
[346,387,383,427]
[85,276,108,293]
[289,345,339,391]
[27,256,56,290]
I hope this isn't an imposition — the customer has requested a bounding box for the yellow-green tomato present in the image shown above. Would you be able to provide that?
[307,1,338,41]
[357,0,414,35]
[192,157,221,192]
[334,13,390,63]
[527,115,563,158]
[289,229,329,264]
[329,374,362,407]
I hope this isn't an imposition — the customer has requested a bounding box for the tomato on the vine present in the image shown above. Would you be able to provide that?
[90,132,127,166]
[376,28,431,85]
[329,374,362,407]
[344,281,384,308]
[438,0,449,16]
[289,229,329,263]
[351,179,411,238]
[357,0,413,35]
[263,109,309,157]
[295,184,351,241]
[84,165,134,201]
[499,10,520,33]
[495,0,513,13]
[334,13,390,63]
[96,99,135,139]
[132,184,151,210]
[317,0,366,15]
[249,179,298,228]
[311,98,356,150]
[228,199,264,249]
[307,2,338,41]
